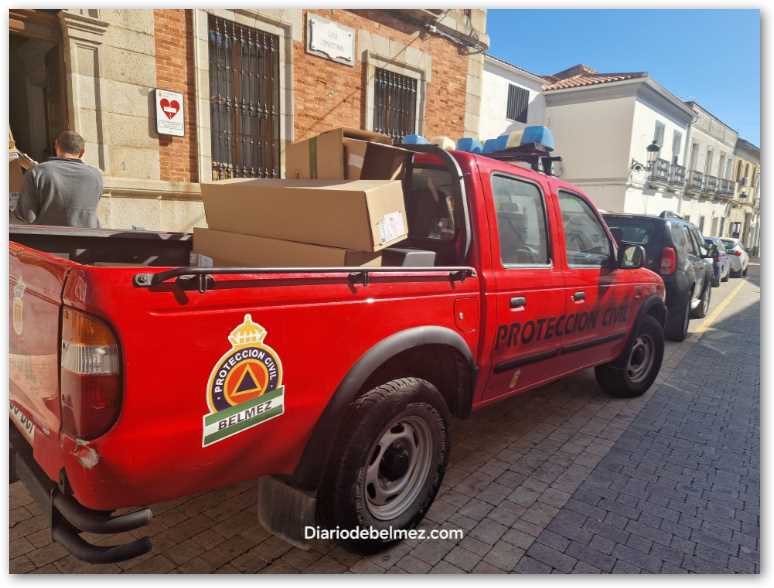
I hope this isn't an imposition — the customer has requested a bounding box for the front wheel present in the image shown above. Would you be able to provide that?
[596,315,664,398]
[317,378,450,554]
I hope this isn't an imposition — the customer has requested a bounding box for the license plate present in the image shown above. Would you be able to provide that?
[10,402,35,443]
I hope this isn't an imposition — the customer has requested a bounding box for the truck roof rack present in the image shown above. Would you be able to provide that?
[485,142,563,176]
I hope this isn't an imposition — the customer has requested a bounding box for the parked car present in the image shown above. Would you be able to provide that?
[720,238,750,277]
[704,236,730,285]
[10,142,668,563]
[603,212,714,342]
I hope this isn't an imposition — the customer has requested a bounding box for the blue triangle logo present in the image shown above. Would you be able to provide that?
[236,367,259,393]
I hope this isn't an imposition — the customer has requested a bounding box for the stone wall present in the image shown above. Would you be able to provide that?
[50,9,486,233]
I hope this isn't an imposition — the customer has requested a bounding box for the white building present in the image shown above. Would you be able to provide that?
[542,64,703,218]
[478,54,545,139]
[477,61,744,230]
[676,102,738,236]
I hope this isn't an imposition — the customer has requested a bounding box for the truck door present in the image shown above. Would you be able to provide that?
[555,189,632,370]
[484,172,567,402]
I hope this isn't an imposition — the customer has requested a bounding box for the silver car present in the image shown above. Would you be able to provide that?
[720,238,750,277]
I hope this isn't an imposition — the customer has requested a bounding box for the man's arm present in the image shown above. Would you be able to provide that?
[13,169,40,224]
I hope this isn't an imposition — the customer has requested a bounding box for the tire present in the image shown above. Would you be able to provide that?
[665,296,690,342]
[691,284,711,319]
[742,266,749,277]
[595,315,664,398]
[317,378,450,554]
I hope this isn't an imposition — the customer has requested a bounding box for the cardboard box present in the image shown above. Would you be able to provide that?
[193,228,383,267]
[201,178,408,252]
[286,127,409,180]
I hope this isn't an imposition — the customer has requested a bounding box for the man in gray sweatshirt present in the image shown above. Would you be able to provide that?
[13,130,103,228]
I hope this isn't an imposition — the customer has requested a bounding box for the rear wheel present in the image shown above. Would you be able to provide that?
[596,315,664,398]
[742,266,749,277]
[665,297,690,341]
[317,378,449,554]
[691,284,711,319]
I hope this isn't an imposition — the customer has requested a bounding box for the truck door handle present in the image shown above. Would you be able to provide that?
[572,291,586,302]
[510,296,526,309]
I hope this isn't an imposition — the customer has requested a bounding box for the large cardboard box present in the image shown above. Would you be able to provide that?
[193,228,383,267]
[286,127,409,180]
[201,178,408,252]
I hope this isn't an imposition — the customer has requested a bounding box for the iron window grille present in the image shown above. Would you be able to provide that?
[208,15,280,180]
[373,67,418,140]
[506,84,529,123]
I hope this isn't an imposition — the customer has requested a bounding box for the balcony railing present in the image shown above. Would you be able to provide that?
[648,158,670,184]
[668,164,686,186]
[686,170,704,193]
[718,178,734,197]
[704,175,718,194]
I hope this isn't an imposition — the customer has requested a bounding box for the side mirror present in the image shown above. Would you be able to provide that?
[618,243,645,269]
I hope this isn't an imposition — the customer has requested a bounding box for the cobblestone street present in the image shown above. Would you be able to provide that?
[10,265,760,574]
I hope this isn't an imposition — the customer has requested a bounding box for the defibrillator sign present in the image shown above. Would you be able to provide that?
[155,89,184,137]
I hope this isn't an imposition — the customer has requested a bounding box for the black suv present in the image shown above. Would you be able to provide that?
[603,211,714,341]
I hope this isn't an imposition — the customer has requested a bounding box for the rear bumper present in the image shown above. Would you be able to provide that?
[10,426,153,564]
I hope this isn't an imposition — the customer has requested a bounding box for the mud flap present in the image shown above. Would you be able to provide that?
[257,476,317,550]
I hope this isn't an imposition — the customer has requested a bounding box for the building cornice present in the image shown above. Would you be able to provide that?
[484,54,546,86]
[544,76,695,123]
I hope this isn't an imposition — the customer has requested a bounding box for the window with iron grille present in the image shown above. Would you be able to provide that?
[208,15,280,180]
[506,84,529,123]
[373,68,417,140]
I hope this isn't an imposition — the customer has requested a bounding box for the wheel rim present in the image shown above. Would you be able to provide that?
[625,333,655,384]
[364,415,433,521]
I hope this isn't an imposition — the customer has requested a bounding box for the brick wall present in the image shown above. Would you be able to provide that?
[293,9,468,142]
[153,9,198,183]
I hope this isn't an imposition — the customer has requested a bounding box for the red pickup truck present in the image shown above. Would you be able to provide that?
[10,145,666,563]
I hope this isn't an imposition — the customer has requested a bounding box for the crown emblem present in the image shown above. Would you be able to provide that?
[228,314,267,347]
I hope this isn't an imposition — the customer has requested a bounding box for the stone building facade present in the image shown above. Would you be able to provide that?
[729,138,760,253]
[9,8,487,232]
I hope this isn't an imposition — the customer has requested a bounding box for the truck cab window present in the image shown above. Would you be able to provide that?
[558,191,612,266]
[491,174,549,266]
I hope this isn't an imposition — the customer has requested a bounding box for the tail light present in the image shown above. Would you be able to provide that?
[60,308,122,439]
[734,250,742,257]
[659,247,677,275]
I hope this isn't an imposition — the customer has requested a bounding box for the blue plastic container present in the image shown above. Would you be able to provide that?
[401,134,429,145]
[456,137,483,153]
[482,135,509,154]
[520,126,556,151]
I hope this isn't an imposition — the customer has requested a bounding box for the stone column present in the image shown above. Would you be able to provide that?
[59,10,110,171]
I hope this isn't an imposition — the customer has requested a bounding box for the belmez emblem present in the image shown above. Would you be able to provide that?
[202,314,285,447]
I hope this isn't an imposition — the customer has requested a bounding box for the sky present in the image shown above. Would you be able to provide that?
[486,9,760,146]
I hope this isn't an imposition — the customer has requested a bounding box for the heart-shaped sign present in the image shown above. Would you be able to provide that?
[160,98,180,120]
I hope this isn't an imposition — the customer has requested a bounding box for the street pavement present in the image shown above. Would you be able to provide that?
[9,265,760,574]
